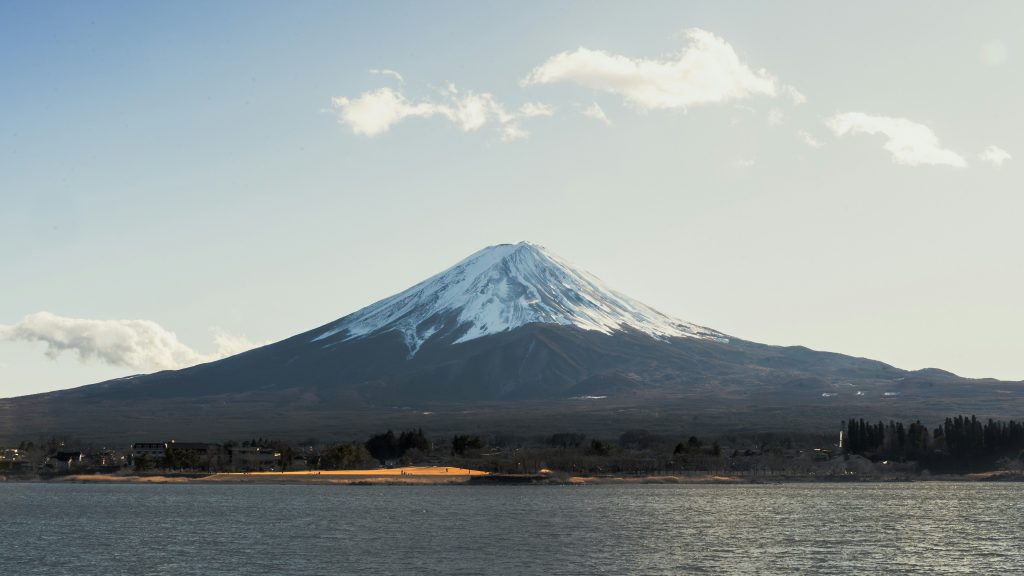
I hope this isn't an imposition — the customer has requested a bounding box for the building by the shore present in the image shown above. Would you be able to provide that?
[229,446,281,472]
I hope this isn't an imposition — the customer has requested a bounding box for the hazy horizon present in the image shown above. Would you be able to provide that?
[2,1,1021,396]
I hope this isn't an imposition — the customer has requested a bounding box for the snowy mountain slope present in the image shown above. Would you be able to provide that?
[313,241,727,355]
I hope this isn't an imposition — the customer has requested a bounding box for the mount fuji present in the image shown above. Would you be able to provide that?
[2,242,1022,442]
[313,242,726,356]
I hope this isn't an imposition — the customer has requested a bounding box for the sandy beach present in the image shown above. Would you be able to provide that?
[203,466,488,484]
[55,466,490,485]
[47,469,756,486]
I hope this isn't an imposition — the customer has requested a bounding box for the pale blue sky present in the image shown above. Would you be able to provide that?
[2,1,1021,396]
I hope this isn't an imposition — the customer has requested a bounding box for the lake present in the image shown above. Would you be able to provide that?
[1,482,1021,574]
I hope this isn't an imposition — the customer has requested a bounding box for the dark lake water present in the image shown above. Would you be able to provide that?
[1,482,1021,575]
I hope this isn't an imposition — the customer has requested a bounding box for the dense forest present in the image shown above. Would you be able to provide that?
[845,415,1024,472]
[4,415,1023,478]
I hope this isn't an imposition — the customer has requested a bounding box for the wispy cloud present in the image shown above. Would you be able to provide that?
[0,312,263,371]
[797,130,822,149]
[825,112,967,168]
[767,108,784,127]
[580,102,611,125]
[331,76,553,139]
[783,86,807,105]
[978,145,1011,168]
[369,68,404,83]
[523,28,804,111]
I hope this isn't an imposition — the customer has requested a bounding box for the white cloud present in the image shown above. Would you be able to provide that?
[0,312,263,371]
[331,83,552,139]
[825,112,967,168]
[330,88,436,137]
[500,124,530,141]
[580,102,611,125]
[733,157,756,169]
[767,108,784,127]
[783,86,807,106]
[505,102,554,140]
[209,327,262,358]
[978,145,1011,168]
[797,130,822,149]
[440,90,498,131]
[369,68,404,83]
[517,101,555,119]
[523,28,803,111]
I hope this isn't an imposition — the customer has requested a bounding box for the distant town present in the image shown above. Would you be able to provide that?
[1,415,1022,483]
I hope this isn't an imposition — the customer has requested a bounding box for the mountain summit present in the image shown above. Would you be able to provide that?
[313,241,725,356]
[3,242,1022,443]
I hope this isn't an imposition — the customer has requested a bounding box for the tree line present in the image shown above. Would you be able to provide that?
[845,415,1024,472]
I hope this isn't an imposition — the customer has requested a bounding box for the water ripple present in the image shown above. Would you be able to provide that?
[0,482,1021,575]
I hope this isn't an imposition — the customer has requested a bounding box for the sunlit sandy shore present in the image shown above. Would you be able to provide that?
[218,466,485,477]
[52,466,490,485]
[25,469,1024,485]
[48,469,743,485]
[203,466,488,484]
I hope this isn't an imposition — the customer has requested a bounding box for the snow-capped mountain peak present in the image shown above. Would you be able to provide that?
[314,241,726,355]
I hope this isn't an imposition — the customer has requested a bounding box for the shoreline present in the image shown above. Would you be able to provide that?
[3,468,1022,486]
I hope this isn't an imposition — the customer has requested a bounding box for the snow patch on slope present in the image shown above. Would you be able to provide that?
[314,242,727,355]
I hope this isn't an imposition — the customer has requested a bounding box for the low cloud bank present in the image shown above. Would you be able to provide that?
[0,312,263,371]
